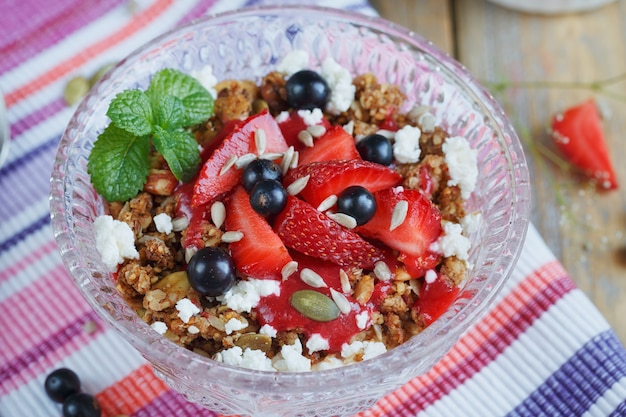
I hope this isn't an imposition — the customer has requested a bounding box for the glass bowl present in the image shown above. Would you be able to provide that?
[49,5,531,417]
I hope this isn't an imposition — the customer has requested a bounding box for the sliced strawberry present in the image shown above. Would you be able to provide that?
[284,159,402,208]
[224,186,292,280]
[357,187,442,276]
[551,99,618,190]
[277,110,331,150]
[192,110,289,206]
[274,196,385,269]
[399,251,441,279]
[413,273,459,326]
[298,125,360,166]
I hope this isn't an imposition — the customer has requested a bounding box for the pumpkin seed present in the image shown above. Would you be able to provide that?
[290,290,340,322]
[252,99,269,114]
[153,271,190,298]
[64,76,90,106]
[235,333,272,352]
[89,62,116,87]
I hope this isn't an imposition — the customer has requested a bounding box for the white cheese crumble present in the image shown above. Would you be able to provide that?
[276,110,290,123]
[320,57,355,115]
[259,324,277,338]
[190,65,218,99]
[175,298,200,323]
[306,333,330,354]
[312,356,344,371]
[272,339,311,372]
[442,136,478,199]
[356,310,370,330]
[216,278,280,313]
[215,346,275,372]
[430,221,471,261]
[341,340,387,362]
[277,50,309,76]
[94,215,139,271]
[461,211,482,234]
[224,318,248,335]
[153,213,173,234]
[150,321,167,335]
[297,108,324,126]
[393,125,422,163]
[425,269,438,284]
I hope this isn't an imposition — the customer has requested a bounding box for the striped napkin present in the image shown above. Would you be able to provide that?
[1,1,625,416]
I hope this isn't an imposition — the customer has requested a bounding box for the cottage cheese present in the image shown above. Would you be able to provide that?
[272,339,311,372]
[259,324,277,338]
[393,125,422,163]
[153,213,173,234]
[356,310,370,330]
[224,317,248,335]
[277,50,309,76]
[320,57,355,114]
[297,108,324,126]
[216,278,280,313]
[151,321,167,335]
[215,346,275,371]
[190,65,218,99]
[430,221,471,262]
[306,333,330,354]
[175,298,200,323]
[94,215,139,270]
[442,136,478,199]
[341,340,387,362]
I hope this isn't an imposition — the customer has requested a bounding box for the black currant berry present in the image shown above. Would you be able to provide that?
[356,134,393,166]
[62,392,101,417]
[249,179,287,217]
[285,70,330,110]
[44,368,81,403]
[337,186,377,226]
[187,247,237,297]
[241,159,282,192]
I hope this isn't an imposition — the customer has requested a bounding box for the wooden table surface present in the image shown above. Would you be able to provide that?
[372,0,626,342]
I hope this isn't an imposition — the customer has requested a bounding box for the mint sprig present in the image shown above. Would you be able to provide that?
[88,68,214,202]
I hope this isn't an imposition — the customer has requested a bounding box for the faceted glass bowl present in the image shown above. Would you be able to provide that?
[50,6,531,417]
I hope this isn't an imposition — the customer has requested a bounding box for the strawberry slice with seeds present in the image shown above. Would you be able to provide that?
[274,196,385,269]
[278,110,331,150]
[298,125,360,166]
[357,187,442,277]
[284,159,402,208]
[193,110,288,206]
[225,186,292,280]
[551,99,618,190]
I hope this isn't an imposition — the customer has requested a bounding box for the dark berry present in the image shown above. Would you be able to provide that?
[62,392,101,417]
[285,70,330,110]
[356,134,393,166]
[187,247,237,297]
[44,368,81,403]
[249,179,287,217]
[241,159,282,191]
[337,186,377,226]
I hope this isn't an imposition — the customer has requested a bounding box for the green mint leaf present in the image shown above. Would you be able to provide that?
[154,94,185,130]
[88,124,151,202]
[106,89,153,136]
[152,126,201,183]
[147,68,214,126]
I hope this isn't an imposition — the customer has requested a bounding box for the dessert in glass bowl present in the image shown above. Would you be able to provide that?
[50,6,531,417]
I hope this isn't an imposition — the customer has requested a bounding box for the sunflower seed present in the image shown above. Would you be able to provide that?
[297,130,314,147]
[306,124,327,138]
[280,146,295,175]
[340,269,351,294]
[343,120,354,136]
[317,194,338,212]
[221,231,244,243]
[171,216,189,232]
[255,128,267,155]
[211,201,226,229]
[300,268,327,288]
[372,323,383,341]
[418,112,436,133]
[287,174,310,195]
[235,153,257,169]
[281,261,299,281]
[290,151,299,169]
[409,279,420,295]
[259,152,283,161]
[390,200,409,231]
[290,290,340,322]
[373,261,392,281]
[206,314,226,331]
[330,288,351,314]
[327,212,357,229]
[185,247,197,263]
[219,154,237,176]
